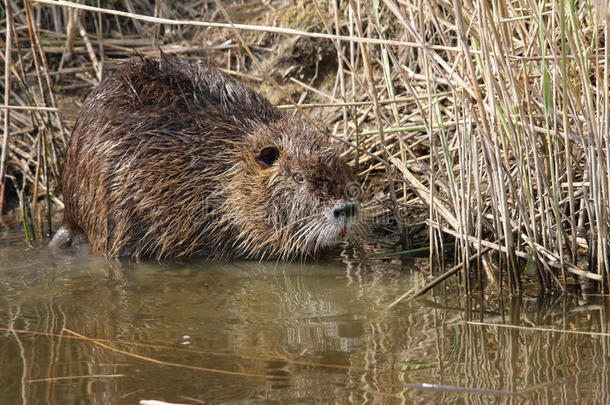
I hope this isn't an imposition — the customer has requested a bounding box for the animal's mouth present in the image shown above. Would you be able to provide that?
[293,202,358,254]
[330,202,358,241]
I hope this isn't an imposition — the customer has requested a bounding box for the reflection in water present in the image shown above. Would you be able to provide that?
[0,238,610,404]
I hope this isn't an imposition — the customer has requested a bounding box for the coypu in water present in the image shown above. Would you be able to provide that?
[50,54,360,260]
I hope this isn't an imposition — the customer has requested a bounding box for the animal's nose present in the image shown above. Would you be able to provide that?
[333,203,358,219]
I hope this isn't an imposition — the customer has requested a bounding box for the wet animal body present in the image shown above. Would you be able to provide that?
[50,55,359,260]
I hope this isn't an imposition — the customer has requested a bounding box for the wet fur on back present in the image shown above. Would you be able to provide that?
[51,55,359,260]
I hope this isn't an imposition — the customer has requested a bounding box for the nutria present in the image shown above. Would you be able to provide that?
[49,54,360,260]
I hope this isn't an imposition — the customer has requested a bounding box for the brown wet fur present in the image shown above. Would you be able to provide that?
[50,55,359,260]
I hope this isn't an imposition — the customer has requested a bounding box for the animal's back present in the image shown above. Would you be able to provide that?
[53,55,279,258]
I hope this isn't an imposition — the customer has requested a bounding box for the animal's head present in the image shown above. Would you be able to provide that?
[225,114,361,259]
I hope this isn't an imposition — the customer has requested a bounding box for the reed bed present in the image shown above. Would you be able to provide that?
[1,0,609,295]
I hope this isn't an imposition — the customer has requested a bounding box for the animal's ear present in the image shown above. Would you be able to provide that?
[256,146,279,169]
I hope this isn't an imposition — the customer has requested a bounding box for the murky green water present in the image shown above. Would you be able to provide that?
[1,228,610,404]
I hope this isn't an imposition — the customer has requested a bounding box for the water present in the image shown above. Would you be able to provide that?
[1,229,610,404]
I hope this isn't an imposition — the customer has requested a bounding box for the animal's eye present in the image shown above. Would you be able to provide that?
[256,146,279,169]
[293,173,305,184]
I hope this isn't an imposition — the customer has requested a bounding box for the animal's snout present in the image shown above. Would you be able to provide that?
[333,203,358,220]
